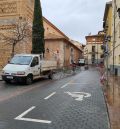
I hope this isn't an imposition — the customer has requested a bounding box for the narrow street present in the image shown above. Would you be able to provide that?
[0,68,110,129]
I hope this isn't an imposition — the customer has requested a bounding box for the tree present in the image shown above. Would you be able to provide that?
[32,0,45,55]
[0,20,31,57]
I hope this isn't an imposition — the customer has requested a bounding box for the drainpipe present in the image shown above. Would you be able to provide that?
[113,0,116,74]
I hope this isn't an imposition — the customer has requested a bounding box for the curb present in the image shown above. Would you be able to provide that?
[100,84,111,129]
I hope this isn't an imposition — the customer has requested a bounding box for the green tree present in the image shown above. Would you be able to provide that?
[32,0,45,54]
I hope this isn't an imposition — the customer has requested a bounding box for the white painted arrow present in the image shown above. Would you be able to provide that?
[65,92,91,101]
[15,106,52,124]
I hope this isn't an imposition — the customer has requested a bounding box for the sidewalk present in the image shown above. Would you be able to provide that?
[105,76,120,129]
[98,66,120,129]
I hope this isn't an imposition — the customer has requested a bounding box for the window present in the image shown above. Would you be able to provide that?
[119,55,120,64]
[32,57,39,65]
[92,46,95,52]
[10,56,32,65]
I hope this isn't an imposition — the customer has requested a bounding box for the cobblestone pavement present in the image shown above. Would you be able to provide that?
[0,68,110,129]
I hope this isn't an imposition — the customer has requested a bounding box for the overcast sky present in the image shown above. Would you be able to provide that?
[41,0,109,44]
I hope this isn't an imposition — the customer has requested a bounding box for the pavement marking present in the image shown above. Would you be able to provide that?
[61,82,89,89]
[69,83,86,85]
[15,106,36,119]
[61,83,68,88]
[61,80,74,89]
[15,106,52,124]
[65,92,91,101]
[70,83,91,85]
[44,92,56,100]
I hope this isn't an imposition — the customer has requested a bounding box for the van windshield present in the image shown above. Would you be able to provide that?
[9,56,32,65]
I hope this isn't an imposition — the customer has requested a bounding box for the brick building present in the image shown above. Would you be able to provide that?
[0,0,82,69]
[85,32,104,65]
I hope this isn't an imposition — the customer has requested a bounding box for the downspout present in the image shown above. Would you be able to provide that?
[113,0,116,74]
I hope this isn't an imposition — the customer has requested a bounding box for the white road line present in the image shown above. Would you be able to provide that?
[44,92,56,100]
[15,106,36,119]
[15,106,52,124]
[61,83,68,88]
[70,83,88,85]
[16,117,51,124]
[61,83,88,89]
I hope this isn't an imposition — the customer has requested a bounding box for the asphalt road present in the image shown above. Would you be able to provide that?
[0,69,110,129]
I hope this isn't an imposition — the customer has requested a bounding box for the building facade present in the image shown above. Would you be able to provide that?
[0,0,82,69]
[85,33,104,65]
[103,1,112,70]
[0,0,34,69]
[103,0,120,76]
[111,0,120,76]
[43,17,82,67]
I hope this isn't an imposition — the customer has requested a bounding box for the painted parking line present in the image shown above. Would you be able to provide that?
[61,83,68,89]
[61,83,89,89]
[44,92,56,100]
[61,80,74,89]
[70,83,90,85]
[15,106,52,124]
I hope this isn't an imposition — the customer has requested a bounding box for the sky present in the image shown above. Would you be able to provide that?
[41,0,109,44]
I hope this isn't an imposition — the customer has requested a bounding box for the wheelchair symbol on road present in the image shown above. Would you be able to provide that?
[65,92,91,101]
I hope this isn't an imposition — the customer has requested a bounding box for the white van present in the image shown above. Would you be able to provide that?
[2,54,57,84]
[78,59,85,66]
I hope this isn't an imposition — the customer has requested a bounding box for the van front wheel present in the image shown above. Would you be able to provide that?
[48,72,53,79]
[26,75,33,85]
[5,80,11,84]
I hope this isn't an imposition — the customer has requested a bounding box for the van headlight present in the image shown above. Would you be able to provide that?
[17,71,25,75]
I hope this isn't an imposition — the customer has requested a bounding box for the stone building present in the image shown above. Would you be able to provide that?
[103,1,112,70]
[0,0,82,69]
[85,33,104,65]
[43,17,82,67]
[111,0,120,76]
[103,0,120,76]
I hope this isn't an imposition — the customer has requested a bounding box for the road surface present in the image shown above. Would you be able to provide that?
[0,68,110,129]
